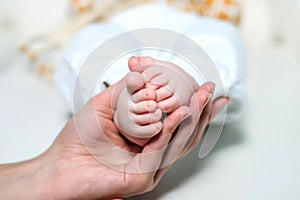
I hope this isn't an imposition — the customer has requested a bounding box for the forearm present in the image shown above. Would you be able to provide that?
[0,121,116,200]
[0,154,56,199]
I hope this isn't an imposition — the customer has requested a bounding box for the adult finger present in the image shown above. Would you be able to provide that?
[125,106,191,174]
[160,83,213,168]
[179,99,213,159]
[211,97,230,121]
[121,106,192,197]
[179,82,220,158]
[180,96,230,159]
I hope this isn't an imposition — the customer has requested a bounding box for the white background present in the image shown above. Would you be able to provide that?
[1,0,300,199]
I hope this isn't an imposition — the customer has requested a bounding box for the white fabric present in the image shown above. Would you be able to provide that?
[54,1,245,124]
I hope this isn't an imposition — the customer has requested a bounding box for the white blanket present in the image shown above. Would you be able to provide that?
[55,1,245,125]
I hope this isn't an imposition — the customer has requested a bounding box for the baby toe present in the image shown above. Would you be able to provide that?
[131,88,157,102]
[131,100,157,114]
[156,86,173,102]
[158,96,180,113]
[142,65,163,83]
[126,71,144,94]
[128,56,157,72]
[150,74,169,86]
[132,108,162,125]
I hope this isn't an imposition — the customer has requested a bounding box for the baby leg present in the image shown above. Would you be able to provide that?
[114,71,163,147]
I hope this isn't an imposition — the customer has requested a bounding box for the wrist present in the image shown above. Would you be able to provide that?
[0,151,60,200]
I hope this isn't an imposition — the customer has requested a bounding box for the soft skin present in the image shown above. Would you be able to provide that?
[114,56,200,147]
[0,72,228,200]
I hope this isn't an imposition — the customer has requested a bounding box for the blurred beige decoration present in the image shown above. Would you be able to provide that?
[19,0,241,82]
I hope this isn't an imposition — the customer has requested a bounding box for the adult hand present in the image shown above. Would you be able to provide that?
[46,56,227,199]
[128,56,229,161]
[0,59,226,200]
[44,78,213,199]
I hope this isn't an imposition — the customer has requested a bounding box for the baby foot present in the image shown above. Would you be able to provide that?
[114,71,163,147]
[128,56,199,114]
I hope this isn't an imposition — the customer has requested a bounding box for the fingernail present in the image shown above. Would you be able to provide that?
[203,94,212,108]
[224,96,230,104]
[207,82,215,94]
